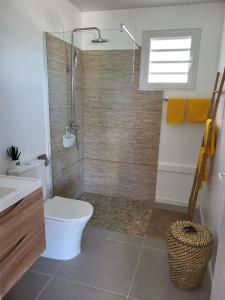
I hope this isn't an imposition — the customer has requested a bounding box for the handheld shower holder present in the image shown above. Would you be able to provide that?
[65,123,79,151]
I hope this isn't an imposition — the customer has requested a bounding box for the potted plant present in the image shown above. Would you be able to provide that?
[7,146,21,167]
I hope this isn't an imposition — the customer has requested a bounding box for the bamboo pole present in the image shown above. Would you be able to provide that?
[186,72,220,220]
[187,69,225,221]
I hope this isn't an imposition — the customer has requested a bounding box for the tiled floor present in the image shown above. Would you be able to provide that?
[4,227,210,300]
[147,208,186,239]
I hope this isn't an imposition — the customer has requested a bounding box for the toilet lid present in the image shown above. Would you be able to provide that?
[44,196,93,222]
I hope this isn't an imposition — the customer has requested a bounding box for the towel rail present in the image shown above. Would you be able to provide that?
[213,90,225,94]
[163,91,225,101]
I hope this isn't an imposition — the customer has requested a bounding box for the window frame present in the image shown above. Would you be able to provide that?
[139,28,202,91]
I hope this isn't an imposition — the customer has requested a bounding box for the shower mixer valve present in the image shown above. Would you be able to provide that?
[70,122,79,131]
[66,122,79,132]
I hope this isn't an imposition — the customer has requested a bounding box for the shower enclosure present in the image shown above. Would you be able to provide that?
[45,25,163,235]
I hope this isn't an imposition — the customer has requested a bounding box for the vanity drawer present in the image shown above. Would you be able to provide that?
[0,188,46,297]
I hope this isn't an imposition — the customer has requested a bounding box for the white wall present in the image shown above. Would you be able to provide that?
[81,3,225,205]
[0,0,81,175]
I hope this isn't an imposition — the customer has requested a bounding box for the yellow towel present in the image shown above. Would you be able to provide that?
[166,98,186,124]
[203,119,217,157]
[187,98,210,123]
[198,147,209,189]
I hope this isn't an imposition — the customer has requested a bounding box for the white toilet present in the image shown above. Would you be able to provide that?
[8,159,93,260]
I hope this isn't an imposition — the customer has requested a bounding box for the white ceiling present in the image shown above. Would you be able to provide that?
[69,0,224,12]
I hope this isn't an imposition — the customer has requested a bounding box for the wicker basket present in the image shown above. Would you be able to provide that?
[166,221,213,290]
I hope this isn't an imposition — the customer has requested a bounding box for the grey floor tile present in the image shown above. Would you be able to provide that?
[155,203,201,224]
[3,271,50,300]
[38,277,126,300]
[86,226,144,246]
[30,256,63,275]
[143,235,166,251]
[129,247,211,300]
[56,234,140,295]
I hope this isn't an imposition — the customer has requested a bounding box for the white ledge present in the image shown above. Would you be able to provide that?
[158,162,196,174]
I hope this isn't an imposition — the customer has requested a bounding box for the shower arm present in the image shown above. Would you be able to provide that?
[72,27,102,38]
[71,27,102,69]
[70,27,103,124]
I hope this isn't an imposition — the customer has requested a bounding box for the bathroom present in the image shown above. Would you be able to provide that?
[1,0,225,299]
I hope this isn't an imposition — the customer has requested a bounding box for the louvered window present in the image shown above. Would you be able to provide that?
[140,29,201,90]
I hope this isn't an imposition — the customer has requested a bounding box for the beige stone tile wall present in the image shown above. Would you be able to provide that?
[82,50,163,202]
[46,33,84,198]
[46,34,162,202]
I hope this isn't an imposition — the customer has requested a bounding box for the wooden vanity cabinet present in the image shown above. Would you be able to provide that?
[0,188,46,298]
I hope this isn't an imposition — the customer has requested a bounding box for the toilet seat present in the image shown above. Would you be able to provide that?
[44,196,93,222]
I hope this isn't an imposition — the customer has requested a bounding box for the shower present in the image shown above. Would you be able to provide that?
[65,25,140,151]
[46,23,154,236]
[66,27,109,151]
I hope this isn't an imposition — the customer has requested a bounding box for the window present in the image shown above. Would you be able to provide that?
[139,29,201,90]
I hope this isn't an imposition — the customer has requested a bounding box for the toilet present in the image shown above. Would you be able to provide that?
[8,159,93,260]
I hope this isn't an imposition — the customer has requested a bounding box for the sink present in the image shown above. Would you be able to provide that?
[0,175,41,213]
[0,187,16,198]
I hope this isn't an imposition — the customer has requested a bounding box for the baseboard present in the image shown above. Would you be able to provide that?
[156,196,200,209]
[156,196,188,207]
[158,162,195,174]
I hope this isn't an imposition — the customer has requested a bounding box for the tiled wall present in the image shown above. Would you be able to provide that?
[46,33,84,198]
[46,34,162,202]
[82,50,163,202]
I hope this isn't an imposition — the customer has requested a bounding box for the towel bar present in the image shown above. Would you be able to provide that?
[164,91,225,101]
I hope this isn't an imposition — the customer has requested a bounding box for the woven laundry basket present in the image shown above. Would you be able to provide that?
[166,221,213,290]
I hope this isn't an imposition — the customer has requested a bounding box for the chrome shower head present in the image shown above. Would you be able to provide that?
[92,28,109,43]
[92,38,109,43]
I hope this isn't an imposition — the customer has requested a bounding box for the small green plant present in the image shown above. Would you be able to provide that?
[7,146,21,161]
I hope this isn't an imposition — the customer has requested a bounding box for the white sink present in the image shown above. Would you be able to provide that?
[0,187,16,198]
[0,175,41,213]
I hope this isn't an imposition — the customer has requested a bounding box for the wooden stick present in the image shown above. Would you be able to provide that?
[187,69,225,221]
[187,71,225,220]
[186,72,220,220]
[208,72,220,118]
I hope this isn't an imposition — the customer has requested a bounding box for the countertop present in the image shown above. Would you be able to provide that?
[0,175,41,213]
